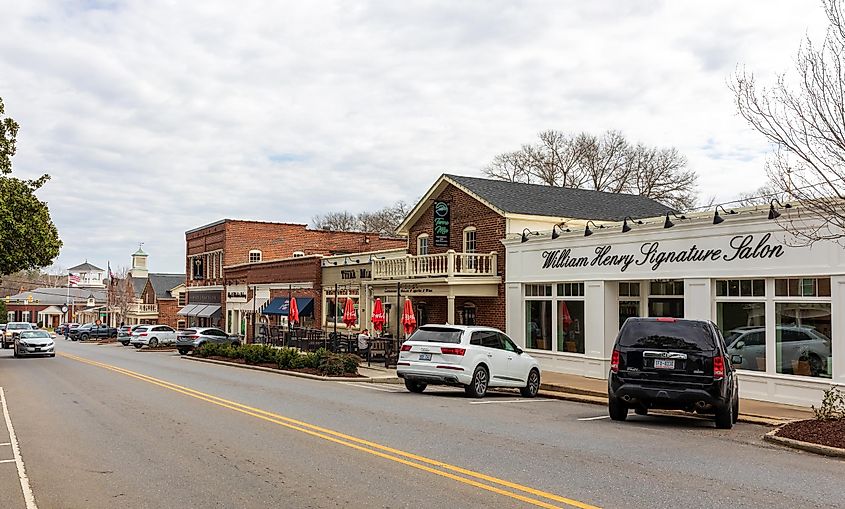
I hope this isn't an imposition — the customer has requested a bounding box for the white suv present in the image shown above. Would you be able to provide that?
[397,325,541,398]
[130,325,177,349]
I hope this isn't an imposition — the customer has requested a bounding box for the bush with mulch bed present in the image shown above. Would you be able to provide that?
[192,343,360,377]
[773,386,845,450]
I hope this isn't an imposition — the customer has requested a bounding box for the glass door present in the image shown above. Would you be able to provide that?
[648,280,684,318]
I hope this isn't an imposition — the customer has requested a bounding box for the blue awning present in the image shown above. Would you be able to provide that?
[261,297,314,317]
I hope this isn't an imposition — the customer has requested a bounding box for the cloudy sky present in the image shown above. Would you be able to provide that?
[1,0,829,273]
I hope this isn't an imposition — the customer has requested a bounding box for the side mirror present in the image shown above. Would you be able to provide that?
[730,354,743,366]
[734,340,745,350]
[515,347,523,355]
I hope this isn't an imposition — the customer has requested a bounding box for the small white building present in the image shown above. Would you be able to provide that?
[504,204,843,407]
[68,261,106,288]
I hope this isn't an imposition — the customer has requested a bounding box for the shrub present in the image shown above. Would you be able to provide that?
[341,354,360,374]
[195,343,219,357]
[813,386,845,421]
[277,348,298,370]
[319,354,346,376]
[290,354,310,370]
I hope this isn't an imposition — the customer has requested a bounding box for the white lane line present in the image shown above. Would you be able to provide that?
[0,442,11,446]
[0,387,38,509]
[577,415,610,421]
[0,459,15,463]
[339,382,404,393]
[468,399,555,405]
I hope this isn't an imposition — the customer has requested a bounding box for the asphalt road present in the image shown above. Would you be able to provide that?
[0,340,841,509]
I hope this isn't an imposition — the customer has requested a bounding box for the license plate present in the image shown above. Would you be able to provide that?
[418,353,432,361]
[653,359,675,369]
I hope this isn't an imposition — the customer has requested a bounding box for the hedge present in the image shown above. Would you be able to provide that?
[193,344,360,376]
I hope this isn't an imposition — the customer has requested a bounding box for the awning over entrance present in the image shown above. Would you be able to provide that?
[39,305,63,315]
[262,297,314,317]
[177,304,201,316]
[195,305,221,318]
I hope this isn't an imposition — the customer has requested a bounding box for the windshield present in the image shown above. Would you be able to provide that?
[8,323,30,330]
[20,331,50,339]
[180,329,197,335]
[408,327,463,344]
[617,320,715,351]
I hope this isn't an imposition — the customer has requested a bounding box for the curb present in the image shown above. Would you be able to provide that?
[182,356,402,384]
[136,348,177,353]
[763,429,845,458]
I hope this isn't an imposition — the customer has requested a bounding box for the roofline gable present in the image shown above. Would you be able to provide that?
[395,174,505,235]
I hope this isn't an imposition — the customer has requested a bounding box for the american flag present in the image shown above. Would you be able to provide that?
[68,274,81,287]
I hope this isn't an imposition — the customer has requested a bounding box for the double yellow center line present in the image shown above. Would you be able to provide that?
[60,352,599,509]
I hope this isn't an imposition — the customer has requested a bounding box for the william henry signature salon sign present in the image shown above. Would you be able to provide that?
[540,233,790,273]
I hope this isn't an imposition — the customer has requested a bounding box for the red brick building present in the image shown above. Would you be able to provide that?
[183,219,405,332]
[370,174,671,334]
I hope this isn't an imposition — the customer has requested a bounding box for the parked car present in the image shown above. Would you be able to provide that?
[726,325,831,376]
[608,317,740,429]
[3,322,35,349]
[56,323,79,336]
[117,325,143,346]
[176,327,241,355]
[69,323,118,341]
[130,325,177,349]
[396,325,541,398]
[14,330,55,358]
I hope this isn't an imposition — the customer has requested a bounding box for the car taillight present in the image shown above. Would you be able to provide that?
[610,349,620,373]
[440,347,466,356]
[713,355,725,379]
[400,344,412,351]
[656,317,676,322]
[139,333,148,337]
[190,335,200,339]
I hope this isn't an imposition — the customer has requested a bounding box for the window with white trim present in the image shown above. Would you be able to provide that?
[417,234,429,256]
[248,250,262,263]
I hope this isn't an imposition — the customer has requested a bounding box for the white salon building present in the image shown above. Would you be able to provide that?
[504,207,844,407]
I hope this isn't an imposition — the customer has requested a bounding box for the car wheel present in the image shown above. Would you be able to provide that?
[715,400,734,429]
[178,348,189,355]
[404,380,427,393]
[149,337,159,348]
[80,334,89,341]
[465,365,489,398]
[49,353,56,358]
[634,406,649,416]
[808,354,824,377]
[520,369,540,398]
[134,344,142,349]
[732,392,740,424]
[608,397,628,421]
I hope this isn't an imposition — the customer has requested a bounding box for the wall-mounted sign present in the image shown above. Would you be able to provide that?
[433,201,450,248]
[341,270,357,280]
[540,233,787,274]
[226,285,248,302]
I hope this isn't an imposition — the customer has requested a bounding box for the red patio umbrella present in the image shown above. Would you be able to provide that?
[288,297,300,325]
[371,298,385,332]
[342,297,357,328]
[401,298,417,337]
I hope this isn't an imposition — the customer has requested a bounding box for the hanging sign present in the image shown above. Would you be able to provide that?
[433,201,450,248]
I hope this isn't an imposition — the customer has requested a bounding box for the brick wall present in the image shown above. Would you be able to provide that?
[405,183,507,331]
[223,221,405,267]
[157,299,179,329]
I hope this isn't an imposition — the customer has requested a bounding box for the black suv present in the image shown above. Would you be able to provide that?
[608,317,741,429]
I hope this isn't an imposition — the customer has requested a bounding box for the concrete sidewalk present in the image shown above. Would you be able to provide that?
[360,365,815,424]
[540,371,814,425]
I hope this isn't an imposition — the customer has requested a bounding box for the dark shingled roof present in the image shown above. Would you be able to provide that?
[68,261,104,272]
[446,174,674,221]
[130,277,147,298]
[148,274,185,300]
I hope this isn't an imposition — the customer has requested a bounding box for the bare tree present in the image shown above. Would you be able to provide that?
[733,0,845,243]
[735,184,786,207]
[109,266,134,325]
[313,201,411,235]
[311,211,360,232]
[359,201,410,235]
[483,129,699,210]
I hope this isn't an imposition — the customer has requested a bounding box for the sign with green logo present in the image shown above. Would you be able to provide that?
[433,201,450,248]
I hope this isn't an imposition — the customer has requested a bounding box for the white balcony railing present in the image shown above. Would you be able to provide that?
[129,303,158,314]
[372,251,497,279]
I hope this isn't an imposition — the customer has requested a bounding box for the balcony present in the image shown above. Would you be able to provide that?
[128,303,158,315]
[372,251,498,280]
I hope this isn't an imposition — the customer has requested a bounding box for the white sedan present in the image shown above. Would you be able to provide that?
[130,325,177,349]
[397,325,541,398]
